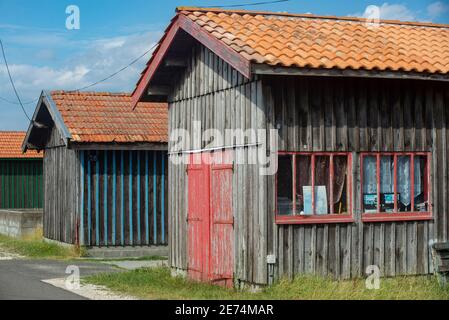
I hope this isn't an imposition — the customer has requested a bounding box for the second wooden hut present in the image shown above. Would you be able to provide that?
[22,91,168,253]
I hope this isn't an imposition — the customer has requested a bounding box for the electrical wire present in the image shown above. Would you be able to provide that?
[0,96,37,105]
[0,0,290,113]
[0,40,157,109]
[0,39,31,120]
[68,41,158,93]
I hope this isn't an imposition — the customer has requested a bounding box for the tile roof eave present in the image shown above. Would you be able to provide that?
[132,7,449,105]
[252,63,449,81]
[43,90,72,142]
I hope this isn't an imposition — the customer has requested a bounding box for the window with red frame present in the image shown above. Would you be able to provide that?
[361,153,430,215]
[276,153,352,218]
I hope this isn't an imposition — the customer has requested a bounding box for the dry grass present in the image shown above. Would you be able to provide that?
[85,267,449,300]
[0,231,81,259]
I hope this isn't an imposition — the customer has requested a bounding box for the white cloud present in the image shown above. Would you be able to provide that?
[0,30,161,130]
[0,31,159,92]
[352,1,449,22]
[35,49,55,61]
[427,1,449,19]
[351,3,417,21]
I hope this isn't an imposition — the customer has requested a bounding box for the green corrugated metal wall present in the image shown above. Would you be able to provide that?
[0,159,43,209]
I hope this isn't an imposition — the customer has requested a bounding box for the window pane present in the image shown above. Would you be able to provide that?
[397,155,411,212]
[363,156,377,213]
[296,155,311,215]
[277,155,293,215]
[380,155,395,212]
[414,156,428,212]
[332,156,348,214]
[314,156,330,215]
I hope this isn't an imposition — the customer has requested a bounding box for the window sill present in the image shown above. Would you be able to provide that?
[362,212,433,223]
[275,214,354,225]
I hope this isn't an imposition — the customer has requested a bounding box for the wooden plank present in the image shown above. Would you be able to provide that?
[297,78,311,151]
[358,81,369,151]
[342,225,352,279]
[311,78,323,151]
[324,79,336,151]
[435,87,447,242]
[380,83,393,151]
[346,79,359,151]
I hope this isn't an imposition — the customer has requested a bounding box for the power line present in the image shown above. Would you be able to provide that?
[203,0,290,8]
[0,39,31,120]
[1,1,289,111]
[68,42,157,93]
[0,40,157,110]
[0,95,37,105]
[0,1,289,111]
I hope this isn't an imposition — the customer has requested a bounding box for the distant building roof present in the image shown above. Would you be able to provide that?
[0,131,42,158]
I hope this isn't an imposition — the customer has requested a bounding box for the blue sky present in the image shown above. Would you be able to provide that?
[0,0,448,130]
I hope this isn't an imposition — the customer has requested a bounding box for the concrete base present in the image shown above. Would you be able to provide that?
[103,260,168,270]
[0,209,43,238]
[85,246,168,259]
[43,237,168,258]
[43,237,78,250]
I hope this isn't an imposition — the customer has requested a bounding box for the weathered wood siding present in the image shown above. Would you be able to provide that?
[168,43,269,285]
[168,41,449,284]
[78,150,168,246]
[0,159,42,209]
[43,126,79,244]
[266,76,448,279]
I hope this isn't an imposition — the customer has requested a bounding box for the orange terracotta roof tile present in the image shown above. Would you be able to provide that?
[50,91,168,143]
[176,7,449,74]
[0,131,42,159]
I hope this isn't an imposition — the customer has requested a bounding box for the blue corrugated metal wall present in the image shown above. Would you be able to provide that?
[79,150,167,247]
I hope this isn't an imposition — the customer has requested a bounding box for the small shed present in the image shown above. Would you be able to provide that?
[132,7,449,286]
[23,91,168,250]
[0,131,43,209]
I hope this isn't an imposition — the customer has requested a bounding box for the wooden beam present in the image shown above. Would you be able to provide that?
[68,142,168,151]
[252,64,449,82]
[165,58,187,67]
[177,14,251,79]
[131,19,181,109]
[131,13,252,108]
[147,86,170,96]
[24,142,41,150]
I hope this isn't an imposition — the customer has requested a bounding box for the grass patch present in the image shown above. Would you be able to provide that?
[0,233,81,259]
[264,274,449,300]
[84,267,449,300]
[85,267,252,300]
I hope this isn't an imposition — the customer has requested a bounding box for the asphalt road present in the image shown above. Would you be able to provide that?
[0,259,117,300]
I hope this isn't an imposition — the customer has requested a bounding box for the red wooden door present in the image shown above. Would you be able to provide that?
[187,161,209,282]
[187,152,234,286]
[210,163,234,287]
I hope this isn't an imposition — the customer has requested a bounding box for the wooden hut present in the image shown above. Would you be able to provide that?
[0,131,42,209]
[22,91,168,250]
[132,7,449,286]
